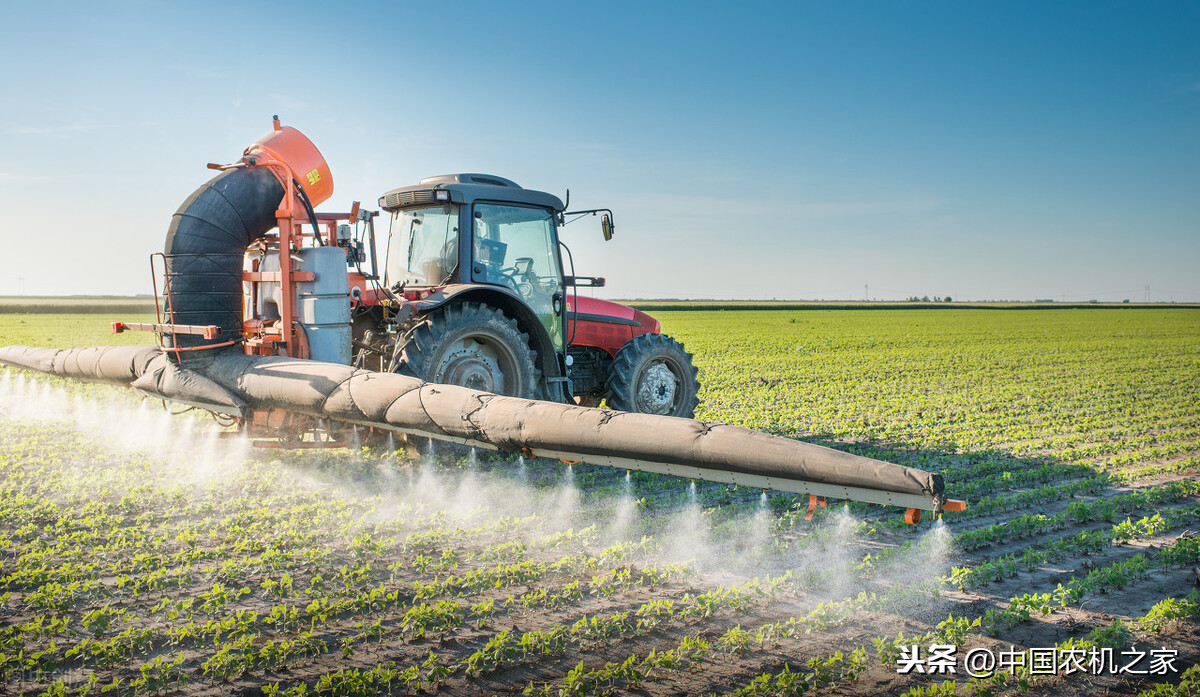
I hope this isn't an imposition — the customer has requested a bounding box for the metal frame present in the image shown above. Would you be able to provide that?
[331,417,949,512]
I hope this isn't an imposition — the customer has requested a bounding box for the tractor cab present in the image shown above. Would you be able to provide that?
[384,173,571,350]
[381,174,567,350]
[368,174,699,417]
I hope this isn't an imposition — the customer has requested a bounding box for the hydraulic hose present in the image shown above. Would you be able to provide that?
[293,176,325,245]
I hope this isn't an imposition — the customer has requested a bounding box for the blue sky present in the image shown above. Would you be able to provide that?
[1,1,1196,301]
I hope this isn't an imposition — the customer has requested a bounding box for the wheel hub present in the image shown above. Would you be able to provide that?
[636,361,678,415]
[438,339,505,394]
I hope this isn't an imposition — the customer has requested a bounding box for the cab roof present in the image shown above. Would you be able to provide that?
[379,173,565,213]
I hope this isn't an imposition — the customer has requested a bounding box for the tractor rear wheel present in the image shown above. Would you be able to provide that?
[398,302,542,399]
[606,333,699,418]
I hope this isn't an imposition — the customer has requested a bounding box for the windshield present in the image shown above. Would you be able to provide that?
[473,203,564,348]
[385,204,460,287]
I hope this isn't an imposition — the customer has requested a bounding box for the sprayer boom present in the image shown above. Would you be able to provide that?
[0,345,963,519]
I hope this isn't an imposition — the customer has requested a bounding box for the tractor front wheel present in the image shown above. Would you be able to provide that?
[398,302,542,399]
[606,333,699,418]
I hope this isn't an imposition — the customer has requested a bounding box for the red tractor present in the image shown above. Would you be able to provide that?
[346,173,699,417]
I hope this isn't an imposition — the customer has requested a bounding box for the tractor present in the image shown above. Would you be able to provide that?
[346,173,700,418]
[2,120,962,522]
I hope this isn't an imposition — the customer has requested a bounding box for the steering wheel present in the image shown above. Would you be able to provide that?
[499,258,536,297]
[495,267,522,293]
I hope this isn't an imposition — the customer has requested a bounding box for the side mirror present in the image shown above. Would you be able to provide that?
[601,213,613,241]
[563,276,606,288]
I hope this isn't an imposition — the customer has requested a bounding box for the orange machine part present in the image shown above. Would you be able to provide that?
[246,120,334,206]
[803,494,827,520]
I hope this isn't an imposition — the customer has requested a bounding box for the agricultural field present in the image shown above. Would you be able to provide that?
[0,297,157,316]
[1,307,1199,697]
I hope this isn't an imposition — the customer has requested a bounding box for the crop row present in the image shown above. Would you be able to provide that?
[562,529,1200,697]
[951,503,1200,590]
[519,577,945,697]
[763,555,1200,697]
[1,538,672,682]
[953,481,1200,551]
[249,572,796,695]
[894,589,1200,697]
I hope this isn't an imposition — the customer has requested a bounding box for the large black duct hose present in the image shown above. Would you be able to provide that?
[163,167,285,356]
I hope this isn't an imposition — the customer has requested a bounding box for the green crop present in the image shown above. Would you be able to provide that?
[2,307,1198,695]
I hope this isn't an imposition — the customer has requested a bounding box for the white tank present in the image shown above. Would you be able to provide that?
[294,247,352,364]
[252,247,351,364]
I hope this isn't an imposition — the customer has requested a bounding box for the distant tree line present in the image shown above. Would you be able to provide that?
[905,296,953,302]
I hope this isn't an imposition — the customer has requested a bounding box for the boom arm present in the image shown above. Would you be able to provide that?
[0,344,962,517]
